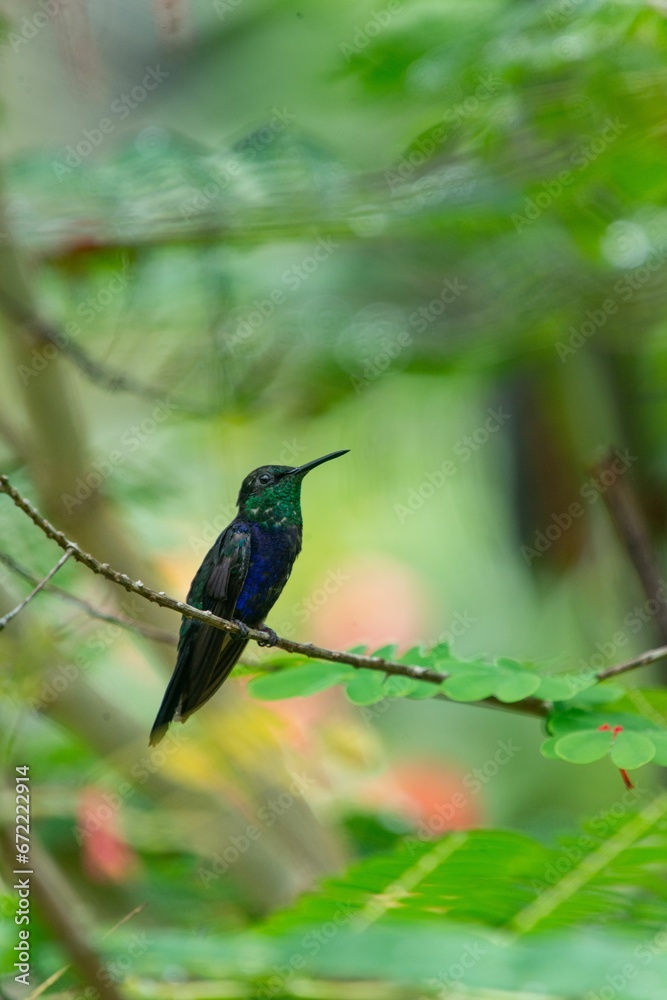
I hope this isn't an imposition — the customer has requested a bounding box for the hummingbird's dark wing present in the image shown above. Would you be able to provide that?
[149,524,251,745]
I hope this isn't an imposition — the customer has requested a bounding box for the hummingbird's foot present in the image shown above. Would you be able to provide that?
[232,620,251,639]
[257,625,279,647]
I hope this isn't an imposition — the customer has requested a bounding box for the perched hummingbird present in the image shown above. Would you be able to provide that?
[149,450,348,745]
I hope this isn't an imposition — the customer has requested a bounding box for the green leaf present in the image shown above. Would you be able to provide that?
[569,684,625,706]
[263,830,546,934]
[345,669,388,705]
[536,676,583,701]
[649,731,667,766]
[554,730,614,764]
[610,732,656,770]
[262,794,667,939]
[419,642,451,666]
[391,646,445,698]
[494,671,541,702]
[548,708,600,735]
[369,644,399,660]
[405,681,443,700]
[540,737,561,760]
[381,675,417,697]
[495,657,530,671]
[443,668,498,702]
[398,645,425,664]
[490,658,541,702]
[248,662,352,700]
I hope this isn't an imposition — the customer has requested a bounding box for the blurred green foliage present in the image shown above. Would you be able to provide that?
[3,0,667,997]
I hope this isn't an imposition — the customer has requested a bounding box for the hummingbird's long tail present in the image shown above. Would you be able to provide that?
[149,623,248,745]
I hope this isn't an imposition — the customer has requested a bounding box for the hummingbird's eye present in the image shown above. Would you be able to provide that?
[258,473,272,485]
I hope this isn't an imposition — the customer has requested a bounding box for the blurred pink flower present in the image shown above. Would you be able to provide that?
[359,759,482,831]
[310,555,432,651]
[77,787,139,883]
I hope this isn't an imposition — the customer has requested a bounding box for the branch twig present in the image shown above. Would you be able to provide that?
[0,473,663,717]
[0,550,177,645]
[594,448,667,644]
[596,644,667,682]
[0,474,448,686]
[0,285,168,403]
[0,548,74,630]
[0,287,213,418]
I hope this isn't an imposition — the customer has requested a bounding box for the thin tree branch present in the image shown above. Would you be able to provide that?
[594,448,667,643]
[0,548,74,630]
[0,551,177,645]
[0,287,213,418]
[0,473,661,717]
[0,474,450,685]
[24,966,69,1000]
[596,644,667,682]
[0,285,168,402]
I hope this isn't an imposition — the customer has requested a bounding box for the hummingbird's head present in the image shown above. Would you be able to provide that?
[236,450,348,522]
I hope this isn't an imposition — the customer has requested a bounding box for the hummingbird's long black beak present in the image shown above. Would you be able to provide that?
[289,450,349,476]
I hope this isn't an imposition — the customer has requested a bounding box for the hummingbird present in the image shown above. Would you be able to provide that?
[149,450,348,745]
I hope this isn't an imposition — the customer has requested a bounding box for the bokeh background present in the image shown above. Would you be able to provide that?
[2,0,667,996]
